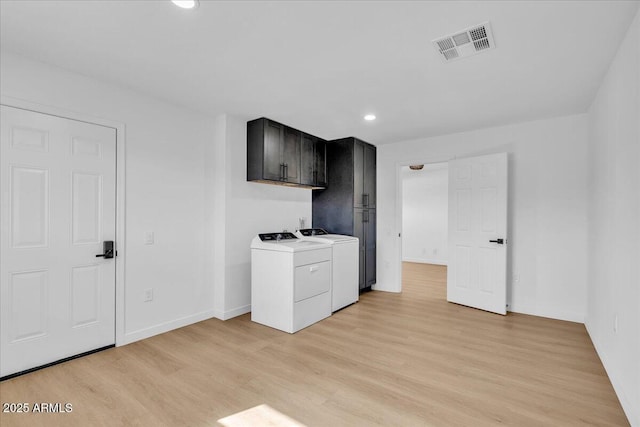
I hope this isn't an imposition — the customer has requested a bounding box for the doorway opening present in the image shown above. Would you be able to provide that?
[399,162,448,300]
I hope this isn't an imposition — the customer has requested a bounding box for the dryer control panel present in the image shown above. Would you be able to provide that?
[258,232,298,242]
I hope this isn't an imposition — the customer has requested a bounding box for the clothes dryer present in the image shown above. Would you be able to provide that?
[251,232,332,333]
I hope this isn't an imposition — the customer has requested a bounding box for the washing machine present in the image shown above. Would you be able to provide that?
[250,232,332,333]
[295,228,359,312]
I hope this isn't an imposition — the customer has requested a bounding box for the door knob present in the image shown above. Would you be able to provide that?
[489,238,504,244]
[96,241,115,258]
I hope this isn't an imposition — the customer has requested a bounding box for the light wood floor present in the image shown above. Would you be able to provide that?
[0,262,628,426]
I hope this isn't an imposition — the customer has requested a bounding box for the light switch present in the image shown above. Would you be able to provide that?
[144,231,154,245]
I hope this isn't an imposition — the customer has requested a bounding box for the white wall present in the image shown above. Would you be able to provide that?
[401,164,448,265]
[586,10,639,426]
[377,114,589,323]
[207,114,312,319]
[0,51,216,344]
[207,115,227,319]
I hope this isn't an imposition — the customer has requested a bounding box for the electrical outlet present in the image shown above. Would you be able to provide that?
[433,248,438,255]
[144,231,154,245]
[144,288,153,302]
[513,273,520,283]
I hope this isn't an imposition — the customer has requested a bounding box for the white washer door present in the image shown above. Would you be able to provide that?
[0,105,117,377]
[332,241,359,311]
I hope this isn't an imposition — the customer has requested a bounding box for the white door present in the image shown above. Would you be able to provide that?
[0,105,116,377]
[447,153,507,315]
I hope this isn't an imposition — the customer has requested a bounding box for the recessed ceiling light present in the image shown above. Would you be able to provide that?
[172,0,199,9]
[364,114,376,121]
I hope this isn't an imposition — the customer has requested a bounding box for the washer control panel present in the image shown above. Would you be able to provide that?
[298,228,329,236]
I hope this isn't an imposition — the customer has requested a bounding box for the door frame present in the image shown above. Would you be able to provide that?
[1,95,127,347]
[395,155,451,293]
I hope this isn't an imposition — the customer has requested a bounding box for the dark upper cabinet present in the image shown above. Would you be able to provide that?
[314,139,327,188]
[300,133,326,188]
[283,127,301,182]
[312,137,376,291]
[262,120,285,181]
[301,133,314,186]
[247,118,326,188]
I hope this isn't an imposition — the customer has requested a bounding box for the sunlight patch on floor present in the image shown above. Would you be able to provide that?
[218,404,307,427]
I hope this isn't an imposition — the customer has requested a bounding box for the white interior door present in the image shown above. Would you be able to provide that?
[447,153,507,315]
[1,105,116,377]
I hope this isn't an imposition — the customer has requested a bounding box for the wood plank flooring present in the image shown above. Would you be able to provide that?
[0,262,628,426]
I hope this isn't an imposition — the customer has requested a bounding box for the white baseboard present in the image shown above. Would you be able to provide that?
[508,303,584,323]
[402,257,447,266]
[214,304,251,321]
[372,279,401,293]
[118,309,217,346]
[585,321,638,427]
[371,286,400,294]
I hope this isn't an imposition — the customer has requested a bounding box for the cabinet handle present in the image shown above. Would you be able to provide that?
[309,265,319,272]
[363,193,369,206]
[284,163,288,180]
[280,163,284,180]
[363,210,369,223]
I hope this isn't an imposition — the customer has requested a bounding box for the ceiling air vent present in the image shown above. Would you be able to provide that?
[432,21,495,62]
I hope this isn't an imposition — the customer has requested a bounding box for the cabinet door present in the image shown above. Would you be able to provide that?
[300,133,315,186]
[283,127,301,183]
[314,139,327,187]
[364,208,376,287]
[354,209,366,290]
[363,143,376,208]
[263,120,284,180]
[353,141,365,207]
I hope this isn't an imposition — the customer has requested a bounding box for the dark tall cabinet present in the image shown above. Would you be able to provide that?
[312,138,376,291]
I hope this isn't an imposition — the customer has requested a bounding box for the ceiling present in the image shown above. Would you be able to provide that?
[1,0,638,145]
